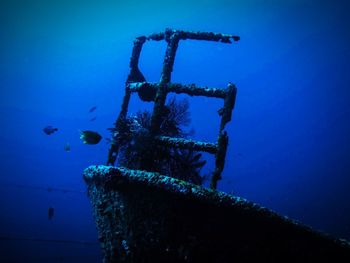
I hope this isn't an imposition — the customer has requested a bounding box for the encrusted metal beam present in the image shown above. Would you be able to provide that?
[127,37,147,83]
[168,83,228,98]
[219,83,237,132]
[107,37,147,166]
[210,131,229,189]
[142,28,240,43]
[128,82,227,100]
[150,31,180,134]
[154,136,218,154]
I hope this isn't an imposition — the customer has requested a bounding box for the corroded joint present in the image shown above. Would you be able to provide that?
[219,83,237,132]
[164,28,176,42]
[128,82,157,102]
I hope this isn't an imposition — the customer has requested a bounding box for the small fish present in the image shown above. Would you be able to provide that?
[89,106,97,113]
[64,143,70,152]
[43,125,58,135]
[80,130,102,145]
[90,117,97,122]
[48,207,54,220]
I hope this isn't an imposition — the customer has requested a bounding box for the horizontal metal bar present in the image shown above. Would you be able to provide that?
[143,29,240,43]
[147,32,165,41]
[168,83,227,98]
[176,30,240,43]
[127,82,227,99]
[154,136,218,154]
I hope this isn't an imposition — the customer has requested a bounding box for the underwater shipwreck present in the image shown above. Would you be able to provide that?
[83,29,350,262]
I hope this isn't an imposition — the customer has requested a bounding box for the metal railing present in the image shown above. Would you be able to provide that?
[107,28,239,189]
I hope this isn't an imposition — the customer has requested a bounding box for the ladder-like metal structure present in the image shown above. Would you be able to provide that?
[107,28,239,189]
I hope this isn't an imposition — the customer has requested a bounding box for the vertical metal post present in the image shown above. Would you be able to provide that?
[107,37,147,166]
[150,30,180,134]
[211,83,237,189]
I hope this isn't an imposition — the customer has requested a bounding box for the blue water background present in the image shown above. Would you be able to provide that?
[1,0,350,262]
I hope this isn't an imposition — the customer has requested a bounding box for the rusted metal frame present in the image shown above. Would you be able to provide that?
[126,82,236,189]
[154,136,218,154]
[107,29,238,190]
[126,79,232,190]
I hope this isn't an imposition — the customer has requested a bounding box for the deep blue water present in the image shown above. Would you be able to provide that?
[1,0,350,262]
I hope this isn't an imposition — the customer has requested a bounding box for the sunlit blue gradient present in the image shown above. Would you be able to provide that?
[1,0,350,262]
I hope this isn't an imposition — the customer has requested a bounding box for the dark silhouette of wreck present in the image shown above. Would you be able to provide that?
[83,28,350,262]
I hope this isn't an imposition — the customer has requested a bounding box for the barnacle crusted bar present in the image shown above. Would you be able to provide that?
[144,28,240,43]
[168,83,228,98]
[128,82,227,99]
[176,30,240,43]
[154,136,218,154]
[149,30,179,134]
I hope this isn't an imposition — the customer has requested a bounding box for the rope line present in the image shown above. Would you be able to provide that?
[0,235,98,245]
[0,182,85,194]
